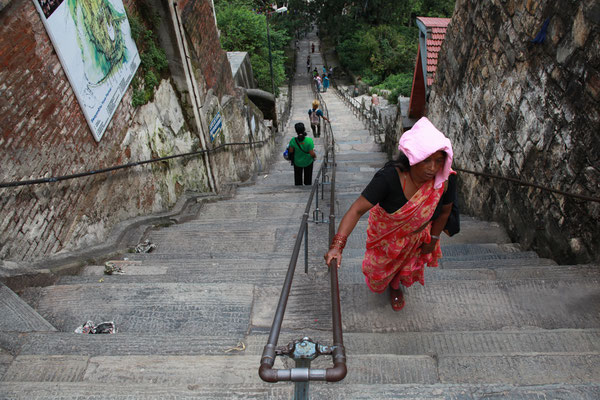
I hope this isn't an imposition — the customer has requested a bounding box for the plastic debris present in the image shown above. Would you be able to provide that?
[224,341,246,353]
[104,261,125,275]
[135,239,156,253]
[75,320,116,334]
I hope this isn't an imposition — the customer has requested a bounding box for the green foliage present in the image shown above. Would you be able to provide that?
[375,73,414,103]
[127,4,168,108]
[337,25,417,83]
[216,2,291,94]
[320,0,453,103]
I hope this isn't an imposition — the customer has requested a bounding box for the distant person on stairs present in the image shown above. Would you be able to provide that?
[322,75,329,92]
[324,117,457,311]
[308,100,329,138]
[289,123,317,186]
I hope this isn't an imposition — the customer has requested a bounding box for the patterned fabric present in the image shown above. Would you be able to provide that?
[362,179,444,292]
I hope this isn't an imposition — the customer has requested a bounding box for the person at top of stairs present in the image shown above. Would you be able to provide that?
[325,117,456,311]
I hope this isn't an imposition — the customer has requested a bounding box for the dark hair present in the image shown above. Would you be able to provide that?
[385,152,410,171]
[295,122,306,135]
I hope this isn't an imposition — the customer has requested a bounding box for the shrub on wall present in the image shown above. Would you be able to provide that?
[127,3,168,107]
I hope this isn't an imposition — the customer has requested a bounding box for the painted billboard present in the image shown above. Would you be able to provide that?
[33,0,140,142]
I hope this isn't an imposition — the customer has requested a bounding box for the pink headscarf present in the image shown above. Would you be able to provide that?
[398,117,453,189]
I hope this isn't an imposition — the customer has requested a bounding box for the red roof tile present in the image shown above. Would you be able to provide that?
[417,17,451,28]
[417,17,451,87]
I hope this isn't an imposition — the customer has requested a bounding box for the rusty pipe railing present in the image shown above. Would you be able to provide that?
[326,147,346,381]
[259,76,346,384]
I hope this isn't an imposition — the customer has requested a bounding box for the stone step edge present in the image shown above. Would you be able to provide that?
[33,274,600,293]
[5,329,599,356]
[0,381,597,396]
[56,264,599,284]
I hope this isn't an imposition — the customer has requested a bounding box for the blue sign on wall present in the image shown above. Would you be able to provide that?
[209,112,223,142]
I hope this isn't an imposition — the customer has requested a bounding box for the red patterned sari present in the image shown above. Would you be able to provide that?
[362,179,444,292]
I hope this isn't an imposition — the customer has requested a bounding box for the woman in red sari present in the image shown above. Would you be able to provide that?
[324,117,456,311]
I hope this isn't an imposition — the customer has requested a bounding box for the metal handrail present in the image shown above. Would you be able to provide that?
[259,73,346,384]
[0,139,271,189]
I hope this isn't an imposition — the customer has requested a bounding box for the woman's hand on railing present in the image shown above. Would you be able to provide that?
[324,248,342,268]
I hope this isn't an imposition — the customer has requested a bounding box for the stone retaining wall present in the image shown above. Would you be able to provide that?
[0,0,276,262]
[428,0,600,263]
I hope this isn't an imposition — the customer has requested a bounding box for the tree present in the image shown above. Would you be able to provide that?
[215,2,290,94]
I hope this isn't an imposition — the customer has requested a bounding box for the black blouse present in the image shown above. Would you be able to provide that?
[361,164,457,220]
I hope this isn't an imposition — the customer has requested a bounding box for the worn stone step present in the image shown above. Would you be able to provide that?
[119,250,298,260]
[193,202,309,221]
[438,252,550,266]
[6,328,598,359]
[251,279,600,333]
[57,261,598,288]
[20,283,254,335]
[0,382,277,399]
[245,329,600,356]
[334,259,598,284]
[57,259,292,285]
[1,332,249,357]
[0,382,598,399]
[2,352,598,386]
[0,284,56,333]
[0,354,435,385]
[142,227,290,254]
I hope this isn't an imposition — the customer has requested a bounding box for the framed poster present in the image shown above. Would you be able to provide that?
[32,0,140,142]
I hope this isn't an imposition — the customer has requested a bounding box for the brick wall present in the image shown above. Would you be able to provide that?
[0,0,140,261]
[0,0,275,263]
[428,0,600,263]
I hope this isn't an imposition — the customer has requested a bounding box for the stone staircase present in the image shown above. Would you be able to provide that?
[1,31,599,399]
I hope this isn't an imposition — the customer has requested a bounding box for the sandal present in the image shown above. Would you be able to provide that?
[389,287,405,311]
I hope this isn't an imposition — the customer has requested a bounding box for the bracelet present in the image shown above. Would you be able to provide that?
[430,235,440,240]
[329,233,348,251]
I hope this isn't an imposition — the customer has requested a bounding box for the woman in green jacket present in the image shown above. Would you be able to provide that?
[289,123,317,186]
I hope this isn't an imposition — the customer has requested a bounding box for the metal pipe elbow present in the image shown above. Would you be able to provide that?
[259,363,278,383]
[326,362,347,382]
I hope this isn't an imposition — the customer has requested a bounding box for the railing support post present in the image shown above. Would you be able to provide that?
[304,221,309,274]
[294,359,311,400]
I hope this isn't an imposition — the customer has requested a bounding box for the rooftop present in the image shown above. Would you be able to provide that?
[417,17,451,86]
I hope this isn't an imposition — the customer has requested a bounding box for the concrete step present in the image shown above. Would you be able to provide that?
[0,284,56,333]
[0,382,599,399]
